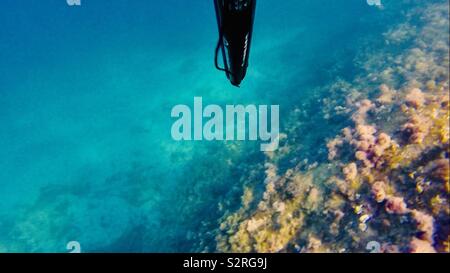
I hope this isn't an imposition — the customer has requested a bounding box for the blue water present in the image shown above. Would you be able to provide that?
[0,0,425,252]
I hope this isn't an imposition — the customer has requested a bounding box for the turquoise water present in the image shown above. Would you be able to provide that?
[0,0,438,252]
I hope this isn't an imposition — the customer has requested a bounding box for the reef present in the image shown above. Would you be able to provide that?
[0,0,447,254]
[213,1,449,253]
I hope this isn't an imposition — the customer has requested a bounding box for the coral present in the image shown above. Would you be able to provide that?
[371,181,387,203]
[327,137,344,160]
[425,159,450,183]
[352,99,375,125]
[411,210,434,243]
[304,187,321,212]
[409,237,436,253]
[385,196,409,214]
[215,168,322,253]
[377,84,394,104]
[381,244,400,253]
[214,1,449,254]
[405,88,425,108]
[401,114,430,144]
[306,235,324,253]
[343,163,358,182]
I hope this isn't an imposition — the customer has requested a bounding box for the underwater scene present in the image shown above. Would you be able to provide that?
[0,0,449,253]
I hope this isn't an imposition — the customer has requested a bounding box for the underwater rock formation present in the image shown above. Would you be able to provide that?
[213,1,449,253]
